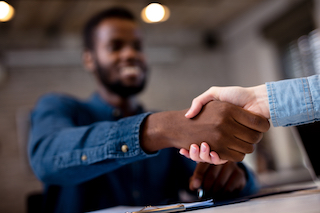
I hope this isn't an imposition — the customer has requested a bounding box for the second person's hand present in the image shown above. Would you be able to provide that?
[185,85,270,119]
[179,142,228,165]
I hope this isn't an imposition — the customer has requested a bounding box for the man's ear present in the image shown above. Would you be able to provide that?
[82,50,95,73]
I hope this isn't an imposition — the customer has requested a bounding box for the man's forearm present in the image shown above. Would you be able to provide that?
[140,110,188,153]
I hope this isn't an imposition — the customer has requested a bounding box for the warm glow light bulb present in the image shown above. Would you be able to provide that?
[141,3,170,23]
[146,3,165,22]
[0,1,14,22]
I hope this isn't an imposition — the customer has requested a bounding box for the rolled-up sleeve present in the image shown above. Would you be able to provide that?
[266,74,320,127]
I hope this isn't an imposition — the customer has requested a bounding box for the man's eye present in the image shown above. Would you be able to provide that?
[134,42,142,51]
[109,42,123,51]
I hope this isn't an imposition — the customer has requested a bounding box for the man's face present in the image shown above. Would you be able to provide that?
[91,18,148,97]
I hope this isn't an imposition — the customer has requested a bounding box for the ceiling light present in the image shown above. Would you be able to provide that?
[141,3,170,23]
[0,1,14,22]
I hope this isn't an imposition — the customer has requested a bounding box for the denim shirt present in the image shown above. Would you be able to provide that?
[29,93,259,213]
[266,74,320,127]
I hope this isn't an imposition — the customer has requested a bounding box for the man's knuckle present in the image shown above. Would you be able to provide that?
[235,154,245,162]
[253,132,263,143]
[264,120,271,131]
[250,116,262,127]
[246,145,255,153]
[251,116,270,132]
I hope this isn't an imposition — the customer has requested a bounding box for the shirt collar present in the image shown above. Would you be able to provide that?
[87,92,144,121]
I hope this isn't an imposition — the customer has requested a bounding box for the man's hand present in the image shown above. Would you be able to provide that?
[190,162,246,200]
[180,85,270,164]
[140,101,269,162]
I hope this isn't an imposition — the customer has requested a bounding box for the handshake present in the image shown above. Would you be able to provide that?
[181,84,270,165]
[141,84,270,165]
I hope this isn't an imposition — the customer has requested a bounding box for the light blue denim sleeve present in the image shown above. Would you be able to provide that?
[29,94,157,186]
[266,74,320,127]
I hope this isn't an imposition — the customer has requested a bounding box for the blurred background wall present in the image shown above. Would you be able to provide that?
[0,0,319,212]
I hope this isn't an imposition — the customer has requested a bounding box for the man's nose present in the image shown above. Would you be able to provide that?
[121,45,139,61]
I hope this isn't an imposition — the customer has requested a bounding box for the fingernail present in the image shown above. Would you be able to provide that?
[185,111,190,117]
[191,145,197,153]
[201,143,206,152]
[192,179,201,189]
[210,152,214,158]
[179,150,184,155]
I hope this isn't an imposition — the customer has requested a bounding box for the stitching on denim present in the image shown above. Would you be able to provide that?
[301,78,310,121]
[305,77,315,120]
[270,83,279,127]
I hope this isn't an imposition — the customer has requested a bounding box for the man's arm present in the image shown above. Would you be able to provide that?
[29,94,156,186]
[29,94,269,186]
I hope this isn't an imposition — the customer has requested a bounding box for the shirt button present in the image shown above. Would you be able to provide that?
[121,144,129,153]
[81,154,87,161]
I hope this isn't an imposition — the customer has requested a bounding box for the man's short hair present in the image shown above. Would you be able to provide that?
[83,7,136,51]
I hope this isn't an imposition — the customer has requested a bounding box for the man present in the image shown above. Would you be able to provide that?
[28,7,269,213]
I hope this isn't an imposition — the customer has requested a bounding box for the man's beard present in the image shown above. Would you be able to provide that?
[95,62,147,98]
